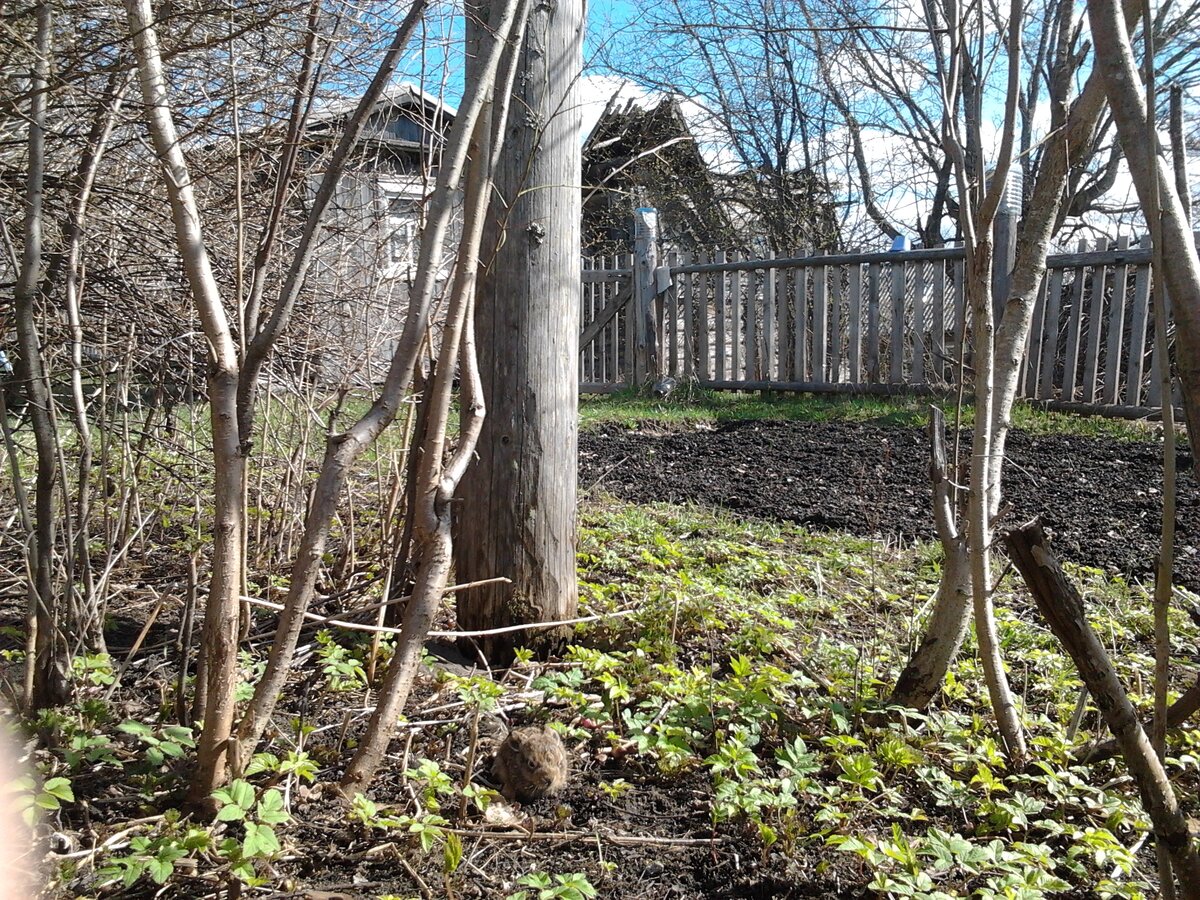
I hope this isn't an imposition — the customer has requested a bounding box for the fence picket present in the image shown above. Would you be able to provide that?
[763,251,776,380]
[1082,238,1109,403]
[794,261,808,380]
[830,265,844,383]
[1101,236,1132,404]
[745,260,759,380]
[714,250,727,381]
[931,261,945,382]
[697,252,710,381]
[776,267,789,381]
[951,253,965,380]
[890,261,905,382]
[911,261,926,384]
[813,257,828,383]
[1062,241,1088,401]
[680,252,694,378]
[1037,268,1064,400]
[666,251,679,376]
[848,263,863,382]
[867,262,881,382]
[1021,275,1046,397]
[1125,236,1153,406]
[1148,283,1172,407]
[730,252,742,381]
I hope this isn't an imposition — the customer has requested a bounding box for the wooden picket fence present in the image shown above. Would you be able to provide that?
[580,235,1175,416]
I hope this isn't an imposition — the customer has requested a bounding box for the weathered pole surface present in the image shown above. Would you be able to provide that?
[632,207,660,386]
[455,0,584,662]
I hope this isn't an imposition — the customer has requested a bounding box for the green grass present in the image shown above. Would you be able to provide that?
[580,388,1163,442]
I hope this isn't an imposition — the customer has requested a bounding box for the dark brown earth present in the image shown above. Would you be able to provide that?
[579,419,1200,593]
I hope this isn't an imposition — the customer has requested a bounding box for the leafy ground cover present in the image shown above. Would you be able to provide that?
[7,495,1198,898]
[3,393,1195,898]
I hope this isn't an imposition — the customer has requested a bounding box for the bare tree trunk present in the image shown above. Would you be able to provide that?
[18,1,70,709]
[892,0,1028,757]
[236,0,431,440]
[891,409,971,709]
[1170,86,1191,223]
[234,0,522,765]
[1005,522,1200,897]
[454,0,584,664]
[61,75,130,655]
[1087,0,1200,471]
[966,243,1028,762]
[342,33,523,786]
[123,0,245,807]
[892,0,1145,711]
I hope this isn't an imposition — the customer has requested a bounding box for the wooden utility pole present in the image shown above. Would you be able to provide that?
[632,207,660,386]
[455,0,584,662]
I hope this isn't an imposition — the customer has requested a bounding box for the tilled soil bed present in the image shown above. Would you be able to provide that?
[579,419,1200,592]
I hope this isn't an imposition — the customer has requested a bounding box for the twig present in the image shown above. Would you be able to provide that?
[239,595,638,639]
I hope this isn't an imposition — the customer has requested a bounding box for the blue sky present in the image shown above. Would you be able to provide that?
[417,0,643,107]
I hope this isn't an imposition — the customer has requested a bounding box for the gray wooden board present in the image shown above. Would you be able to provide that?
[1082,238,1109,404]
[698,253,710,381]
[951,255,965,387]
[867,262,881,382]
[813,258,828,383]
[830,266,843,383]
[794,263,808,380]
[1038,268,1064,400]
[731,254,742,381]
[579,278,632,355]
[849,263,863,383]
[1102,236,1131,405]
[745,264,759,380]
[912,261,926,384]
[686,252,696,379]
[890,262,905,382]
[715,250,727,381]
[931,262,945,382]
[1124,238,1152,406]
[666,252,678,375]
[1062,241,1088,401]
[1023,275,1047,397]
[764,253,776,380]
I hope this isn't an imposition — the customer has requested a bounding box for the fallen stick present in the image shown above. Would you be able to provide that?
[1004,520,1200,897]
[1080,674,1200,763]
[240,594,637,639]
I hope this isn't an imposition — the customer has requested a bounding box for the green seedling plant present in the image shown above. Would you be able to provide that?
[236,650,268,702]
[117,720,195,768]
[349,793,460,875]
[507,872,599,900]
[567,499,1172,891]
[12,773,74,827]
[98,812,212,889]
[72,652,116,687]
[211,779,290,885]
[245,748,320,785]
[314,630,369,692]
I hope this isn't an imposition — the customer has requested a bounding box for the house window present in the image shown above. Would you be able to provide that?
[386,116,424,144]
[383,193,421,264]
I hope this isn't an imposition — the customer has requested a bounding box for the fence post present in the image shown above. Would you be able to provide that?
[633,208,659,387]
[991,166,1021,321]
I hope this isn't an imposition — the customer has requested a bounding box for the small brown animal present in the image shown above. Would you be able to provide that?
[492,725,569,802]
